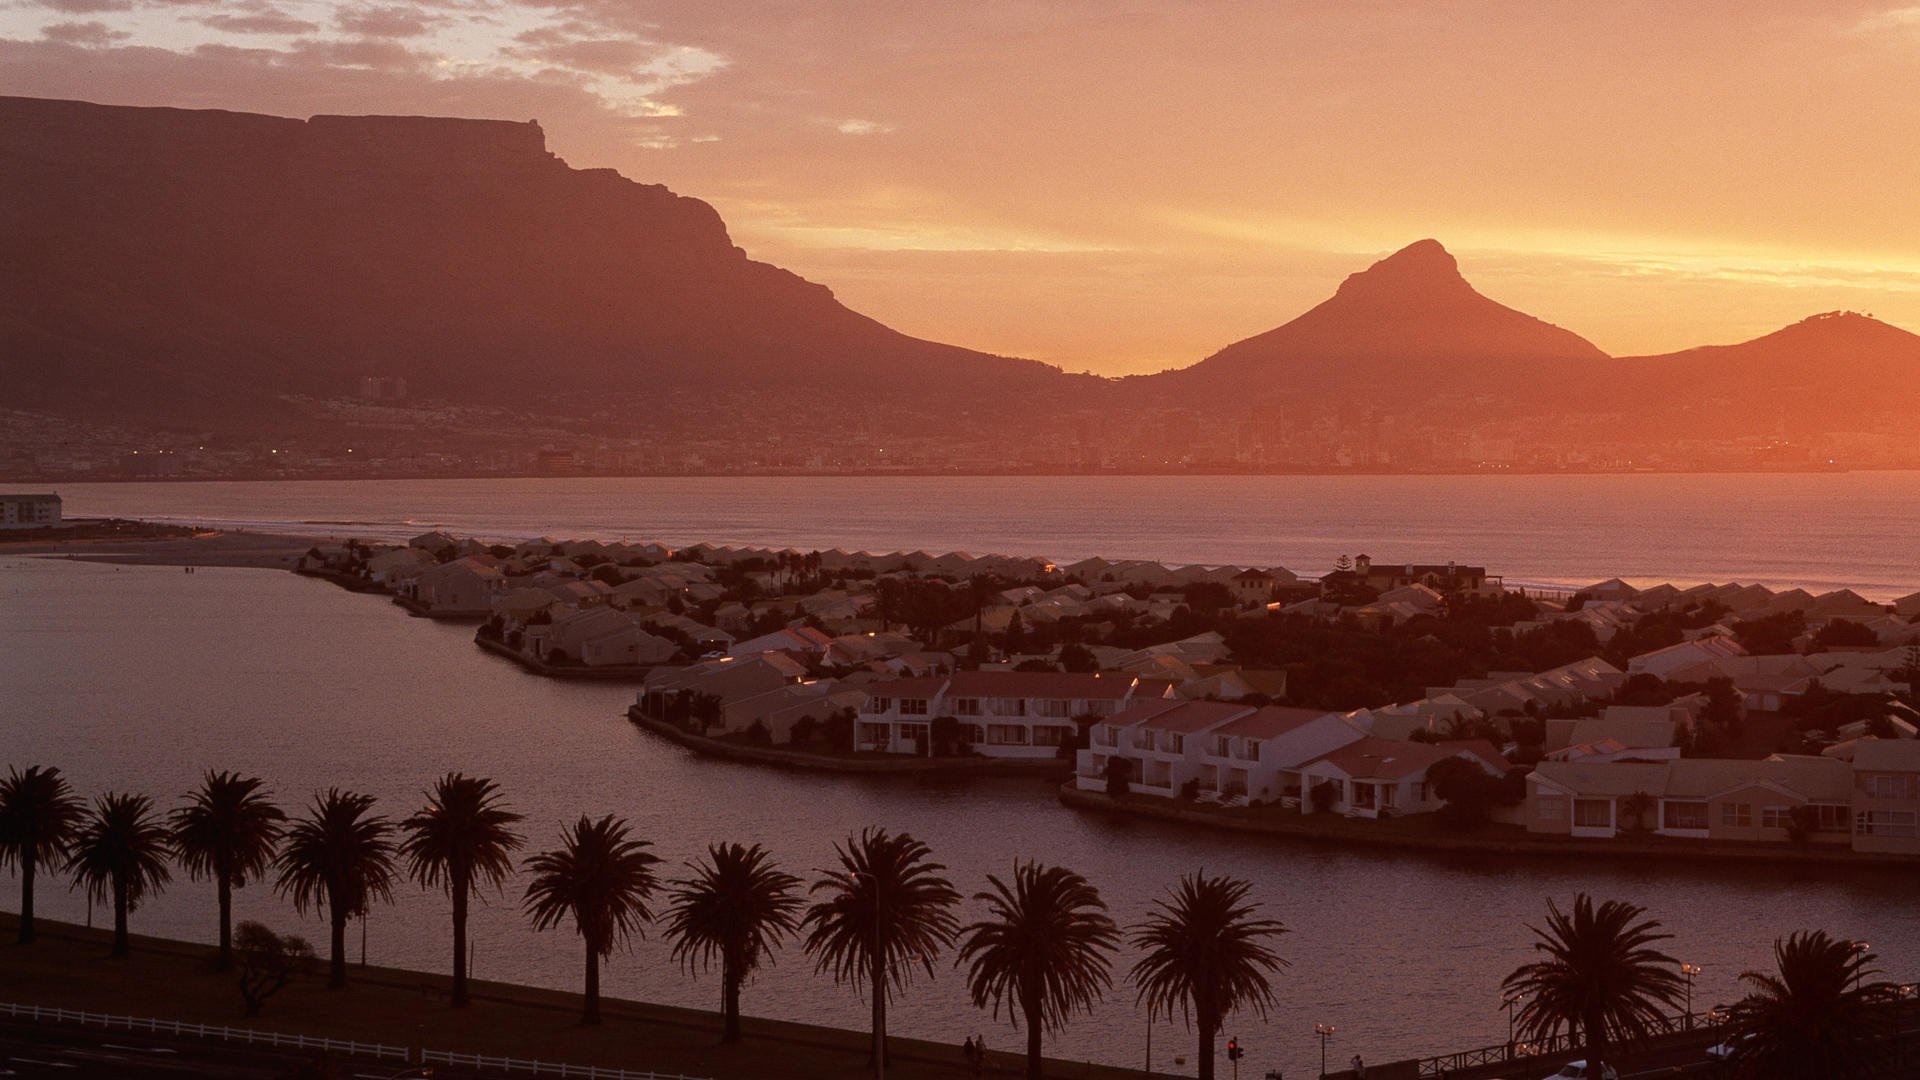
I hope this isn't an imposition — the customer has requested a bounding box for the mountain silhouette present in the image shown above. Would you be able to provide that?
[0,95,1083,427]
[1155,239,1607,400]
[1616,310,1920,433]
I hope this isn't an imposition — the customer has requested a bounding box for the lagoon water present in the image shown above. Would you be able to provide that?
[41,471,1920,598]
[4,551,1918,1078]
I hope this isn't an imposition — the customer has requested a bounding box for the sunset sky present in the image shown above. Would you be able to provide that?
[5,1,1919,375]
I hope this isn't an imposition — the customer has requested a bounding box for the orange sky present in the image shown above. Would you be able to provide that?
[5,1,1919,375]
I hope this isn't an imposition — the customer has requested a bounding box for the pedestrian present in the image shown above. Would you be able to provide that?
[1350,1053,1365,1079]
[962,1036,975,1073]
[974,1033,986,1077]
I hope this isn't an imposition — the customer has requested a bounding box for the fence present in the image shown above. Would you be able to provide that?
[0,1001,409,1062]
[1415,1009,1718,1078]
[1,1001,708,1080]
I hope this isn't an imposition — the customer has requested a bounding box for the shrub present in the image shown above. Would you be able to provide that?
[235,922,314,1017]
[1104,755,1132,799]
[1309,779,1339,814]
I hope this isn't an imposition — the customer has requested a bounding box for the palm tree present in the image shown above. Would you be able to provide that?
[522,814,660,1025]
[65,792,173,957]
[170,770,285,970]
[1725,931,1897,1079]
[1129,872,1288,1080]
[0,764,85,944]
[399,773,525,1008]
[662,842,803,1043]
[274,789,397,989]
[1501,894,1686,1076]
[803,828,960,1074]
[958,862,1119,1080]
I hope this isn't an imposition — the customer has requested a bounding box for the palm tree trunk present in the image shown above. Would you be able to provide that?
[583,950,602,1025]
[722,965,743,1044]
[1197,1019,1216,1080]
[1024,996,1044,1080]
[451,878,470,1008]
[16,852,35,944]
[111,877,130,957]
[328,907,348,989]
[1585,1009,1607,1077]
[215,872,234,971]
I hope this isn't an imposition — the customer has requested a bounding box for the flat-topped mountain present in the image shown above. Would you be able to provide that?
[0,95,1079,427]
[1152,239,1607,401]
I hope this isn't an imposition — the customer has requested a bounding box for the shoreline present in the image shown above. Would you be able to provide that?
[0,914,1162,1080]
[2,528,329,569]
[1057,785,1920,870]
[630,709,1075,776]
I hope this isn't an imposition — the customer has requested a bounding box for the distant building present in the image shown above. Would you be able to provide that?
[358,375,409,400]
[0,493,61,529]
[536,449,578,474]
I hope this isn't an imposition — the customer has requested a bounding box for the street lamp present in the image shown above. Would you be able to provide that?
[1850,941,1871,993]
[1313,1023,1336,1079]
[1502,994,1522,1055]
[1681,963,1703,1028]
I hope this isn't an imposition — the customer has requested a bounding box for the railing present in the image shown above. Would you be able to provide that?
[1415,1009,1723,1078]
[0,1001,409,1062]
[419,1049,703,1079]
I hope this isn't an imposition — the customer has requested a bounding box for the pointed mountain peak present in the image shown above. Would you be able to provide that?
[1333,238,1472,302]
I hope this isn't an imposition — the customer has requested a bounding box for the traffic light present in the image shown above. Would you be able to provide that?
[1226,1037,1242,1061]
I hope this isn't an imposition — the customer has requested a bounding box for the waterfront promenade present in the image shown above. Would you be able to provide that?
[0,915,1161,1080]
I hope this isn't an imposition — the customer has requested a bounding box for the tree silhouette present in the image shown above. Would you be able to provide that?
[522,814,659,1025]
[234,921,315,1017]
[171,771,285,970]
[663,842,804,1043]
[1129,872,1288,1080]
[274,789,397,989]
[958,862,1119,1080]
[1501,894,1685,1076]
[65,792,173,957]
[803,828,960,1073]
[0,764,84,944]
[1726,931,1896,1079]
[400,773,525,1008]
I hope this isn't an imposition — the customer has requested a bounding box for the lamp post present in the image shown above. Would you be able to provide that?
[1850,942,1871,993]
[1502,994,1521,1056]
[1313,1023,1336,1079]
[1681,963,1702,1029]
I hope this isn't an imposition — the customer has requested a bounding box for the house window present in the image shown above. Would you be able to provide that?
[1761,806,1791,830]
[1812,804,1850,832]
[1031,725,1067,747]
[900,698,928,715]
[1412,781,1430,802]
[858,723,891,746]
[1537,796,1567,821]
[1662,801,1709,831]
[1865,774,1912,799]
[1036,699,1071,718]
[1857,810,1917,837]
[864,697,892,715]
[1573,799,1613,829]
[987,724,1029,746]
[1380,785,1398,809]
[1721,803,1752,828]
[954,698,982,717]
[962,724,986,744]
[1352,783,1377,810]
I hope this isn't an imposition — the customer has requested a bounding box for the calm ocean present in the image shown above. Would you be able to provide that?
[40,471,1920,597]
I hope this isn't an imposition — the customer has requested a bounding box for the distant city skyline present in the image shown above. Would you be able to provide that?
[4,1,1920,374]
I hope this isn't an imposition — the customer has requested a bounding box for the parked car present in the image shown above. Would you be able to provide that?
[1706,1032,1755,1060]
[1543,1064,1619,1080]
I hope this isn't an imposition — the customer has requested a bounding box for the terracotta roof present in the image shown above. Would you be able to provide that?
[1312,738,1466,780]
[945,671,1137,700]
[1138,701,1254,734]
[1214,706,1342,740]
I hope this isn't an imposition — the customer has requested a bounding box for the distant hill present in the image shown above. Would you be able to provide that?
[0,95,1082,428]
[1617,311,1920,431]
[1147,239,1608,403]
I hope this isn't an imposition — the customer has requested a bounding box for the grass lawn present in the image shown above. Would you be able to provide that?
[1,915,1160,1080]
